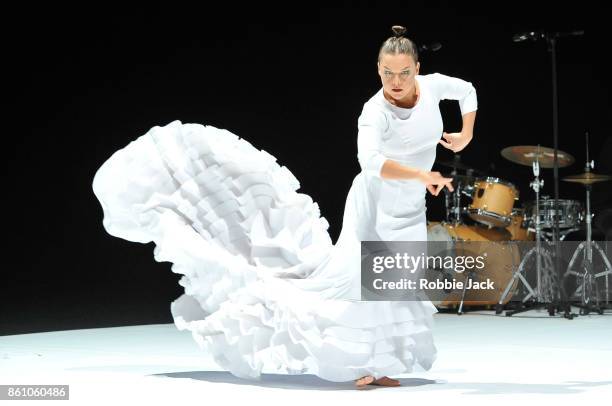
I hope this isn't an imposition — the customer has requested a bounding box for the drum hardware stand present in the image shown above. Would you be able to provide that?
[457,268,476,315]
[496,154,576,318]
[443,155,470,225]
[453,175,464,224]
[563,134,612,315]
[444,183,452,223]
[542,228,580,241]
[456,262,496,315]
[442,161,482,315]
[444,167,462,224]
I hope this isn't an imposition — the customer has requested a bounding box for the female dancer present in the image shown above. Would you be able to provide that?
[92,25,476,388]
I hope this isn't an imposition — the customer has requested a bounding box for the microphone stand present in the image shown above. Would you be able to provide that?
[513,29,584,319]
[548,32,567,318]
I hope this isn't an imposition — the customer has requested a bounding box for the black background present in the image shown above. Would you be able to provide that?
[4,3,610,335]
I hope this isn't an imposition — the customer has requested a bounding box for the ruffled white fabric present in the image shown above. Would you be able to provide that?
[93,120,437,382]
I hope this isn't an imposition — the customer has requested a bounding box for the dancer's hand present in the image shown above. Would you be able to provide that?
[438,131,472,153]
[418,171,454,196]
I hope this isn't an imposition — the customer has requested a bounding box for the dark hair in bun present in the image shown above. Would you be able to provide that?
[378,25,418,62]
[391,25,407,37]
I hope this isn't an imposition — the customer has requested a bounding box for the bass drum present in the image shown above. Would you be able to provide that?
[427,221,521,306]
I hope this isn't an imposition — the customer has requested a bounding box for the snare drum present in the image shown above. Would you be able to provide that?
[468,177,519,228]
[525,199,584,229]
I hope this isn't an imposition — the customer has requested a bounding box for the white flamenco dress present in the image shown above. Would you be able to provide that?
[92,72,476,382]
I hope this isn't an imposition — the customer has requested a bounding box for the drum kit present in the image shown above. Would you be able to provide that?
[425,27,612,317]
[427,141,612,316]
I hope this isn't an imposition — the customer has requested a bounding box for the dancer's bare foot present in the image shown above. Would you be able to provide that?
[355,375,375,387]
[370,376,401,387]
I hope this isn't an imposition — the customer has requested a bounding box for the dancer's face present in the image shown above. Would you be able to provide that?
[377,53,420,102]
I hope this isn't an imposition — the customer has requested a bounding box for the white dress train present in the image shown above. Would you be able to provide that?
[92,120,438,382]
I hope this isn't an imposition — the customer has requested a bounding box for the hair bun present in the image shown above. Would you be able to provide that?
[391,25,406,37]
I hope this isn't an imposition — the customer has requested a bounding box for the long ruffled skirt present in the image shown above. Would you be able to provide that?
[92,120,437,382]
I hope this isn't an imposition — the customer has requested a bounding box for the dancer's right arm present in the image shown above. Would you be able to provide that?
[381,161,453,195]
[357,106,453,195]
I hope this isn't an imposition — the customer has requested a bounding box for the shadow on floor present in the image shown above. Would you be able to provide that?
[155,371,612,394]
[155,370,437,391]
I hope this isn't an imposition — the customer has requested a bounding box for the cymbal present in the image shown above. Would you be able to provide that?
[501,145,574,168]
[562,172,612,184]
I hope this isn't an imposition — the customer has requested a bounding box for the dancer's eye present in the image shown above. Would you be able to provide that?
[383,71,411,80]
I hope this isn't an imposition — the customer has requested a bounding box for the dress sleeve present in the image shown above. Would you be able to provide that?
[430,73,478,115]
[357,104,388,178]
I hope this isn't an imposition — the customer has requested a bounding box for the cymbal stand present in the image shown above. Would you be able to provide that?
[564,135,612,314]
[497,154,572,317]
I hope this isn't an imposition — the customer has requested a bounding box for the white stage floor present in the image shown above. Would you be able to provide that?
[2,308,612,404]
